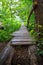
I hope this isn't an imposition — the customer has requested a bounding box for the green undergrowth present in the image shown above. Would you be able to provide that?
[24,11,43,56]
[0,21,21,42]
[28,15,43,55]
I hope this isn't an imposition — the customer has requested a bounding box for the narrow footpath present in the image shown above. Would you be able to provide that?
[0,24,37,65]
[11,24,35,45]
[11,24,37,65]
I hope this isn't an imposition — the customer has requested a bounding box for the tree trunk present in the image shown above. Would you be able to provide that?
[33,0,43,31]
[33,0,43,40]
[27,1,37,28]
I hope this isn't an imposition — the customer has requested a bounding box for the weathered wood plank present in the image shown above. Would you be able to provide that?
[13,31,28,33]
[10,42,36,46]
[11,31,29,36]
[11,34,29,37]
[11,39,35,42]
[13,37,31,39]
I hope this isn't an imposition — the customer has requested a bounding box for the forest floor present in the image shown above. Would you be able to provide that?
[0,42,7,53]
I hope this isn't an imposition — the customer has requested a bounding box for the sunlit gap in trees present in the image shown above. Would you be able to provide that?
[14,0,19,2]
[0,2,2,9]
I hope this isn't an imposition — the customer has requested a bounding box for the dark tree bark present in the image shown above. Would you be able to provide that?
[33,0,43,31]
[33,0,43,39]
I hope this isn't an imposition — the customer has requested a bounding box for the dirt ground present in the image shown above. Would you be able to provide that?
[0,42,7,53]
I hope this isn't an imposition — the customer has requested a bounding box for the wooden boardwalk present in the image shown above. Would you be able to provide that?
[11,25,36,46]
[11,25,37,65]
[0,25,37,65]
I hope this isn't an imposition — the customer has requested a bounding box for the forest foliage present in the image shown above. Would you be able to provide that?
[0,0,43,55]
[0,0,21,42]
[0,0,34,42]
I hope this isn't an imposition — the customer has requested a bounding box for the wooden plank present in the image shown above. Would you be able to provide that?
[11,38,36,46]
[11,31,29,37]
[11,33,28,37]
[13,37,31,39]
[10,41,36,46]
[11,31,28,35]
[13,32,28,34]
[11,39,35,42]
